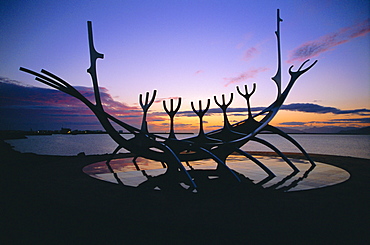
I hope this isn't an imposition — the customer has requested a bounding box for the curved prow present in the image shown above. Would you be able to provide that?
[226,58,317,145]
[255,59,317,120]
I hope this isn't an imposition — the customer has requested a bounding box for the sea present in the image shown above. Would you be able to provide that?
[5,134,370,159]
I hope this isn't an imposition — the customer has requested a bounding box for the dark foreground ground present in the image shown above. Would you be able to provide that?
[1,140,369,245]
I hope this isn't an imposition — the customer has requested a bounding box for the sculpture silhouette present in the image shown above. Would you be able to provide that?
[20,9,317,191]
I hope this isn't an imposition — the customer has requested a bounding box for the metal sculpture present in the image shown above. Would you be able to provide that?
[20,10,317,191]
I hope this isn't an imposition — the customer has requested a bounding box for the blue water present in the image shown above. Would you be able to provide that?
[6,134,370,159]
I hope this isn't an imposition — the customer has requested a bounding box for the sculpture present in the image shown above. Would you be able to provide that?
[20,10,317,191]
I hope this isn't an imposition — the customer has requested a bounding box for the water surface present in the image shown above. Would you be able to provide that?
[6,134,370,159]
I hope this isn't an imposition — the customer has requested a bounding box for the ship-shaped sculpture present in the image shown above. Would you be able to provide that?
[20,10,317,190]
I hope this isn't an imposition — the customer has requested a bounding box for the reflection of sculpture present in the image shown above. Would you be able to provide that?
[20,10,317,190]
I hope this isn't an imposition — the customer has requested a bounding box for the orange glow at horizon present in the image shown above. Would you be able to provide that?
[270,111,370,128]
[145,109,369,133]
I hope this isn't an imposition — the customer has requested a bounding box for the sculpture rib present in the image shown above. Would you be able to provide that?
[251,137,299,173]
[263,125,316,166]
[233,148,275,177]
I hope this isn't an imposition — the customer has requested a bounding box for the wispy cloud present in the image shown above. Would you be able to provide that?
[288,19,370,62]
[223,67,269,87]
[154,96,181,104]
[242,46,259,62]
[194,70,204,75]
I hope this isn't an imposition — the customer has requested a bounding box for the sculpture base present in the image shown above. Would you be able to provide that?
[83,155,350,192]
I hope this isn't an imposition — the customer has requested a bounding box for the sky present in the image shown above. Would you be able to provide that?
[0,0,369,133]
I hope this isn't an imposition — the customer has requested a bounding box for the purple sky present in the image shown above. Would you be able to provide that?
[0,0,369,131]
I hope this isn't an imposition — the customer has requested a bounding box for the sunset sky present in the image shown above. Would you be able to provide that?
[1,0,369,133]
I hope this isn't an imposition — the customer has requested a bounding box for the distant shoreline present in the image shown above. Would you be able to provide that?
[1,130,369,140]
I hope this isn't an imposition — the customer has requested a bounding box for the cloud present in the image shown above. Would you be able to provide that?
[154,96,181,104]
[288,19,370,62]
[303,117,370,126]
[223,67,269,87]
[279,122,307,126]
[278,118,370,131]
[0,77,145,130]
[280,103,370,115]
[242,46,259,62]
[330,118,370,123]
[194,70,204,75]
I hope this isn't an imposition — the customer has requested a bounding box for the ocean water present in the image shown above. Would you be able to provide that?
[6,134,370,159]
